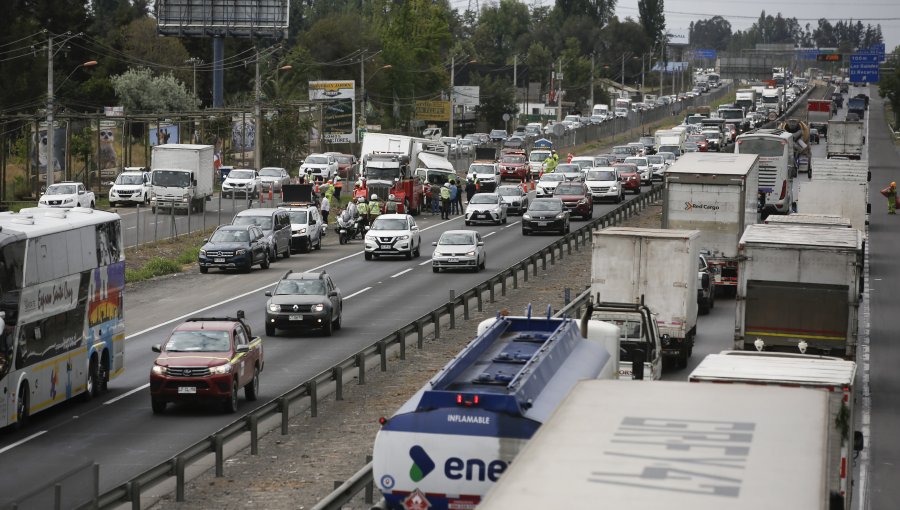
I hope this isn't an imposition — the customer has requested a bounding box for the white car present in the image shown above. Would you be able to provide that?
[467,163,500,189]
[222,168,260,199]
[258,167,291,193]
[536,172,566,197]
[431,230,486,273]
[646,154,667,181]
[569,156,596,173]
[584,168,624,203]
[300,153,338,181]
[623,156,651,184]
[108,171,150,207]
[465,192,508,225]
[555,163,584,182]
[38,182,95,208]
[364,214,421,260]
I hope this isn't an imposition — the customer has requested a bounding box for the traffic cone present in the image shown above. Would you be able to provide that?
[269,188,274,201]
[260,189,266,203]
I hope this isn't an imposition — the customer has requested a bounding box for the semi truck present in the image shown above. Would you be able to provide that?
[372,309,619,510]
[826,120,865,160]
[735,223,863,358]
[662,153,759,292]
[356,133,428,214]
[149,144,215,213]
[689,351,862,510]
[591,227,700,367]
[479,380,834,510]
[807,99,834,136]
[801,158,870,232]
[735,88,756,113]
[761,87,783,115]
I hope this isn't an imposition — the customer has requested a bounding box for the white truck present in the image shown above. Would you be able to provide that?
[591,227,700,368]
[654,129,685,149]
[735,223,863,359]
[689,351,862,510]
[735,88,756,113]
[761,87,783,115]
[592,104,610,119]
[149,144,215,213]
[480,380,834,510]
[765,213,852,229]
[826,120,865,160]
[662,153,759,292]
[800,158,870,233]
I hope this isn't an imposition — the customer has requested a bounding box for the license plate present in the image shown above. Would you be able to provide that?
[380,244,392,249]
[178,387,196,394]
[289,315,303,321]
[537,221,548,226]
[449,258,458,263]
[214,258,225,263]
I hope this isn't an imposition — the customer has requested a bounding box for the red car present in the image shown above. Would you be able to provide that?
[687,134,708,152]
[325,152,359,180]
[614,163,642,194]
[150,312,263,414]
[499,150,529,181]
[552,181,594,219]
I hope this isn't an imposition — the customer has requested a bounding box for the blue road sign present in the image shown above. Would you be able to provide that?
[798,49,819,60]
[857,44,885,56]
[851,54,883,64]
[693,49,717,60]
[850,62,880,83]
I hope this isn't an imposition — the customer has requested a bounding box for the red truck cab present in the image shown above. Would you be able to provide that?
[356,153,425,215]
[150,312,263,414]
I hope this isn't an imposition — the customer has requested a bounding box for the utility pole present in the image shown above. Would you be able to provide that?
[621,54,625,94]
[46,34,55,188]
[659,44,665,98]
[360,49,366,131]
[254,45,261,171]
[513,54,517,125]
[449,54,455,137]
[641,54,646,99]
[186,57,203,104]
[590,53,595,107]
[556,59,563,122]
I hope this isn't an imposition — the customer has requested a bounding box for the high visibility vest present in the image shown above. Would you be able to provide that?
[369,201,382,217]
[440,187,451,200]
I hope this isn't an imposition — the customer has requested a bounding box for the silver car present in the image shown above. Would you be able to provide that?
[431,230,486,273]
[465,192,507,225]
[496,185,529,215]
[258,167,290,193]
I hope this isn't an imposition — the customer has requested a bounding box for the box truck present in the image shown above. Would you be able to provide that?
[735,223,863,358]
[800,158,870,233]
[662,153,759,291]
[149,144,215,213]
[826,120,865,160]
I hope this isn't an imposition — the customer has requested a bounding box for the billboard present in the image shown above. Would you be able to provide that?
[232,114,257,152]
[95,121,124,179]
[452,86,480,108]
[415,100,451,122]
[149,122,179,146]
[156,0,289,38]
[309,81,356,143]
[32,121,67,182]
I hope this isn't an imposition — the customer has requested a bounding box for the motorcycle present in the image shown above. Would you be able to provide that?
[336,213,360,245]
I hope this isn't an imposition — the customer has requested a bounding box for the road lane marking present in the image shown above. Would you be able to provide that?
[419,260,432,266]
[344,287,371,300]
[104,383,150,405]
[483,231,496,237]
[505,220,520,228]
[127,226,136,230]
[0,431,47,455]
[391,268,413,278]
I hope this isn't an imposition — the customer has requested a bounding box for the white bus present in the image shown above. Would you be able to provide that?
[0,207,124,428]
[735,129,796,215]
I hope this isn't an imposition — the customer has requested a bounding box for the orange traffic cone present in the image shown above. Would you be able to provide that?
[260,189,266,203]
[269,188,274,201]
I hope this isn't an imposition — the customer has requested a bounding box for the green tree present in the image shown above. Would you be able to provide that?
[471,73,517,127]
[262,108,311,171]
[471,0,532,64]
[638,0,666,48]
[689,16,732,50]
[879,47,900,128]
[110,68,198,113]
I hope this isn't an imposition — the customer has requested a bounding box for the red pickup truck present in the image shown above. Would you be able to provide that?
[150,312,263,414]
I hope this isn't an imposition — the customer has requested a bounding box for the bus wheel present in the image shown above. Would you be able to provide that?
[83,357,97,401]
[14,384,29,429]
[99,352,110,393]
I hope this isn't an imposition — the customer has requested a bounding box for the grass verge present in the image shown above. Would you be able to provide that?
[125,230,211,284]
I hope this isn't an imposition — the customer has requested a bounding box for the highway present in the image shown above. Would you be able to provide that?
[0,175,657,505]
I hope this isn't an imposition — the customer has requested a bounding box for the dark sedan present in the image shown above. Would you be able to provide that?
[199,225,270,273]
[522,198,570,235]
[264,270,343,336]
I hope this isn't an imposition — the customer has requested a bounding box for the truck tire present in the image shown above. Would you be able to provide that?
[677,348,689,369]
[699,298,710,315]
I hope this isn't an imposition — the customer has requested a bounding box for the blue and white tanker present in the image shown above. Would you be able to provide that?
[372,307,618,510]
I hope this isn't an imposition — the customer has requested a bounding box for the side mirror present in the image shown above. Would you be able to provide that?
[854,430,865,452]
[264,291,272,297]
[203,238,209,243]
[477,241,484,246]
[328,290,338,297]
[151,344,161,353]
[432,241,438,246]
[236,345,250,353]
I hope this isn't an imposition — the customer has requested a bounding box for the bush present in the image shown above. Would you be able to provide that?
[126,257,182,283]
[176,247,200,265]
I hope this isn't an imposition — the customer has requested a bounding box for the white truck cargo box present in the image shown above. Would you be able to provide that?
[801,158,869,233]
[480,380,830,510]
[765,213,852,228]
[149,144,215,212]
[826,120,865,160]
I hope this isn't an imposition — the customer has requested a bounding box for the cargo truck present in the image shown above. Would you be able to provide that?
[149,144,215,213]
[591,227,700,367]
[800,158,870,232]
[807,99,834,136]
[662,153,759,292]
[480,380,833,510]
[735,88,756,113]
[372,309,619,510]
[847,97,866,119]
[735,223,863,358]
[356,133,428,214]
[826,120,865,160]
[690,351,862,510]
[765,213,852,229]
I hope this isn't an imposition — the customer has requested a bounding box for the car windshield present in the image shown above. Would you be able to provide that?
[490,130,506,136]
[259,168,282,177]
[501,155,525,164]
[647,155,664,164]
[613,146,630,154]
[571,160,592,169]
[470,165,494,174]
[469,194,499,204]
[684,143,699,149]
[46,184,76,195]
[658,146,681,156]
[287,210,309,224]
[371,218,409,230]
[639,137,655,146]
[165,330,230,352]
[529,200,562,212]
[616,165,638,173]
[496,187,521,196]
[557,164,580,173]
[460,140,473,145]
[625,158,648,166]
[229,170,255,179]
[586,170,616,181]
[305,156,328,165]
[541,173,565,182]
[152,170,191,187]
[275,279,325,295]
[659,153,675,162]
[704,132,721,139]
[233,216,273,230]
[115,174,143,185]
[530,152,550,162]
[441,138,457,144]
[554,184,584,195]
[439,232,476,245]
[210,229,249,243]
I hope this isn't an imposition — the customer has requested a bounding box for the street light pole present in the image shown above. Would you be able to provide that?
[254,45,261,171]
[46,34,55,188]
[590,53,595,107]
[556,58,563,122]
[360,49,366,132]
[449,55,455,137]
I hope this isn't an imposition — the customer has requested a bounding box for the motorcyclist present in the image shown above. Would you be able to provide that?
[356,196,370,231]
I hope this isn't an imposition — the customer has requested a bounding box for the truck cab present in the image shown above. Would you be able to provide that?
[588,300,662,380]
[359,153,424,215]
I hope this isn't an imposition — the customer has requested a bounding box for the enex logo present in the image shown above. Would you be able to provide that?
[409,446,436,482]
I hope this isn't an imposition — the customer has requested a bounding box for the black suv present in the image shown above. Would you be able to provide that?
[199,225,270,273]
[264,270,343,336]
[522,198,570,235]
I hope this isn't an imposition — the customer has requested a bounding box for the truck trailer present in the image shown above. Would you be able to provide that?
[479,380,833,510]
[662,153,759,291]
[735,223,863,358]
[591,227,700,367]
[800,158,870,233]
[826,120,865,160]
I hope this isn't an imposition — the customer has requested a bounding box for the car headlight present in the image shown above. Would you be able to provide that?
[397,235,409,241]
[523,214,532,220]
[556,212,566,219]
[577,199,587,205]
[151,365,167,376]
[366,235,376,241]
[268,303,280,312]
[312,303,325,312]
[236,249,247,255]
[294,227,307,234]
[64,198,74,203]
[610,186,618,191]
[209,363,232,374]
[466,250,476,257]
[492,207,501,213]
[199,249,207,256]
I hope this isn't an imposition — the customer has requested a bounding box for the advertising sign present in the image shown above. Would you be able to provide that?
[309,80,356,143]
[452,86,480,108]
[231,114,256,152]
[415,100,451,122]
[32,121,67,181]
[96,120,124,179]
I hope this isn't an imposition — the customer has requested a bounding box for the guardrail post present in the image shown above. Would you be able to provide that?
[513,267,519,288]
[432,311,441,338]
[416,321,424,348]
[333,366,344,400]
[249,415,259,455]
[365,455,375,503]
[397,331,406,360]
[379,340,388,371]
[463,293,470,320]
[532,257,538,276]
[307,380,318,417]
[356,353,366,385]
[214,435,225,477]
[55,483,62,510]
[448,290,456,330]
[280,397,290,434]
[522,261,528,282]
[501,274,507,296]
[567,238,572,255]
[129,480,141,510]
[477,286,483,312]
[489,280,496,303]
[176,456,186,502]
